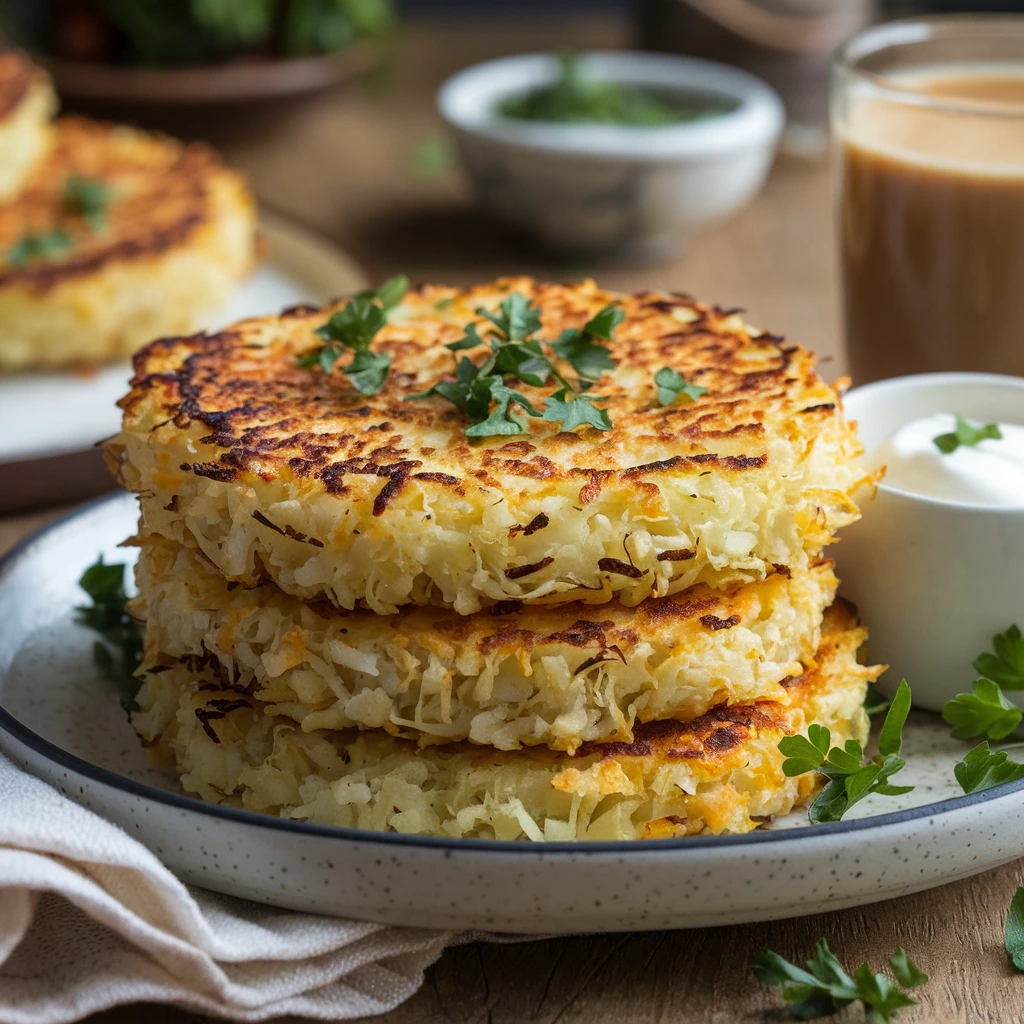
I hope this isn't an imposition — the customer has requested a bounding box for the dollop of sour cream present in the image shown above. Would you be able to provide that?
[873,413,1024,506]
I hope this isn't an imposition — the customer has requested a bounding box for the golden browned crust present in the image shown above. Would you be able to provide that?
[0,116,245,293]
[179,598,864,770]
[580,597,862,765]
[134,597,878,838]
[119,277,845,495]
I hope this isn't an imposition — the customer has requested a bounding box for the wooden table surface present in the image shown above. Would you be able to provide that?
[4,13,1023,1024]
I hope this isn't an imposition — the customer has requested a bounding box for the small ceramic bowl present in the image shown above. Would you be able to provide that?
[437,51,784,261]
[835,373,1024,712]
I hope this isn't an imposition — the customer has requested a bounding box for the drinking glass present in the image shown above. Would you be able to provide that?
[832,17,1024,383]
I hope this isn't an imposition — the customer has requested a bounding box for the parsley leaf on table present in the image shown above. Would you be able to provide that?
[1007,887,1024,971]
[942,678,1022,741]
[405,136,454,179]
[932,413,1002,454]
[953,741,1024,794]
[76,557,143,715]
[653,366,708,406]
[298,274,408,395]
[778,679,914,824]
[887,948,928,988]
[973,625,1024,691]
[750,938,926,1022]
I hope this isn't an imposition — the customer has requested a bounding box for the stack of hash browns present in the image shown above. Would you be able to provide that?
[110,277,880,841]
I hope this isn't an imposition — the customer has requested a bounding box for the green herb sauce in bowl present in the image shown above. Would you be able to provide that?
[497,53,738,127]
[439,50,783,259]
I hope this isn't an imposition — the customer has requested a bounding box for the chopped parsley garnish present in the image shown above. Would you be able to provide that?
[953,741,1024,794]
[942,678,1022,741]
[6,229,74,269]
[299,274,408,395]
[542,388,611,432]
[750,938,926,1022]
[407,291,621,437]
[654,366,708,406]
[778,679,913,824]
[76,557,143,715]
[1007,887,1024,971]
[498,52,735,127]
[5,174,113,269]
[464,379,542,439]
[63,175,111,231]
[550,303,623,382]
[932,413,1002,454]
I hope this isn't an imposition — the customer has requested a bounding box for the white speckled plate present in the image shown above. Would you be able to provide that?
[0,210,367,512]
[2,493,1024,934]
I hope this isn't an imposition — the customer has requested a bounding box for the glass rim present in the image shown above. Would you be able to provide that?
[834,14,1024,120]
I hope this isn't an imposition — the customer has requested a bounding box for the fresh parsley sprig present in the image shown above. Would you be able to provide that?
[942,677,1022,741]
[76,557,143,715]
[933,413,1002,454]
[954,741,1024,794]
[299,274,408,396]
[974,625,1024,690]
[749,938,927,1022]
[478,290,543,344]
[1007,887,1024,971]
[778,679,913,824]
[549,303,623,382]
[943,628,1024,789]
[467,379,543,438]
[542,388,611,431]
[654,366,708,406]
[408,291,621,437]
[942,627,1024,741]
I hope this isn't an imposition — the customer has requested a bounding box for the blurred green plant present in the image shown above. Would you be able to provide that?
[98,0,395,66]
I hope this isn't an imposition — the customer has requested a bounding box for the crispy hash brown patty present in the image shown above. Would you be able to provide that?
[111,278,868,614]
[0,51,55,202]
[133,603,878,841]
[0,116,257,370]
[134,537,839,752]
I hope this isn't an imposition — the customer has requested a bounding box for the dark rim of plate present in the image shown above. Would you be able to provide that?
[2,491,1023,855]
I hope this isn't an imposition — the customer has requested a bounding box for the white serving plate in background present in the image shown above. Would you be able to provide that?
[1,494,1023,934]
[0,210,368,512]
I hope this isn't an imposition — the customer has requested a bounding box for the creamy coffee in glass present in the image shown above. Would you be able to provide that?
[833,18,1024,383]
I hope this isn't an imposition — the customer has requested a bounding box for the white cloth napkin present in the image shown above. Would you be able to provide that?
[0,751,461,1023]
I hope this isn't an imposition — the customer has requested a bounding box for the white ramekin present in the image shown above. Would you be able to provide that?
[437,51,784,261]
[835,372,1024,712]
